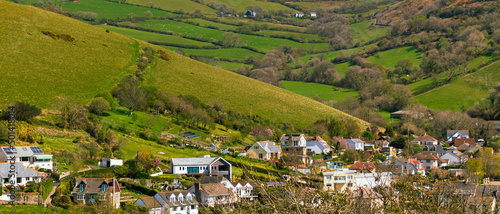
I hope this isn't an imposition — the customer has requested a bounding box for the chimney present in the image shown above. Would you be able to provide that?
[194,183,201,202]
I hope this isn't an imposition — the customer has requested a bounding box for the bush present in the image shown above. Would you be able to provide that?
[119,181,158,196]
[42,30,58,39]
[59,34,75,42]
[157,50,172,61]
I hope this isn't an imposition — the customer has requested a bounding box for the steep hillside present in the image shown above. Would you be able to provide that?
[0,0,368,128]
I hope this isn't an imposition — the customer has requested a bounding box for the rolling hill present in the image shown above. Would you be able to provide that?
[0,0,369,128]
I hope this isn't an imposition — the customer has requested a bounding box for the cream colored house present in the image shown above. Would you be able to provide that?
[246,141,281,161]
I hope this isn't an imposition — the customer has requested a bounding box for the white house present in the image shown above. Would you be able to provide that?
[153,190,199,214]
[323,168,391,192]
[0,163,41,187]
[170,155,232,180]
[447,130,469,142]
[411,134,438,146]
[310,12,317,17]
[0,146,53,170]
[220,180,256,200]
[295,12,304,17]
[347,139,365,151]
[439,152,463,166]
[99,158,123,168]
[306,140,331,155]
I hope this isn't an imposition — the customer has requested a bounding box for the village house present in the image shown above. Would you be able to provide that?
[0,163,41,187]
[412,153,448,171]
[0,146,53,170]
[411,134,438,146]
[422,144,447,156]
[306,137,331,155]
[188,182,235,207]
[72,177,121,209]
[439,151,464,166]
[152,190,199,214]
[98,158,123,168]
[133,197,162,214]
[447,130,469,142]
[452,138,476,147]
[381,145,396,156]
[347,139,365,151]
[280,134,309,164]
[170,155,232,180]
[384,157,425,175]
[246,141,281,161]
[310,12,317,17]
[350,161,375,173]
[322,169,391,192]
[295,12,304,17]
[220,180,257,200]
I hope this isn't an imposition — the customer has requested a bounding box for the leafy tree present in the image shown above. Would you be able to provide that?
[221,32,245,47]
[389,136,407,149]
[385,125,395,137]
[87,97,110,117]
[112,77,148,116]
[362,131,374,140]
[342,149,361,164]
[465,158,484,179]
[1,102,41,122]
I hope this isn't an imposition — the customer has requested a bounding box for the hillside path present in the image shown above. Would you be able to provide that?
[43,180,61,207]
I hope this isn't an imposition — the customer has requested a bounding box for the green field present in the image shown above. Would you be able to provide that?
[335,62,351,76]
[217,61,246,70]
[62,0,171,20]
[208,0,298,12]
[280,81,359,102]
[255,30,325,42]
[293,1,339,10]
[415,60,500,111]
[186,18,239,30]
[366,46,421,69]
[101,25,215,47]
[127,0,216,14]
[349,20,388,44]
[296,43,377,64]
[160,45,263,60]
[134,19,329,52]
[0,0,138,108]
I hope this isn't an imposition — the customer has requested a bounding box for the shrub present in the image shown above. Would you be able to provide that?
[59,34,75,42]
[42,30,58,39]
[157,50,172,61]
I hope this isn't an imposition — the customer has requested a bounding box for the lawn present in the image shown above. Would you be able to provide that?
[280,81,359,102]
[186,18,239,31]
[61,0,171,20]
[208,0,298,13]
[159,45,263,60]
[127,0,216,14]
[100,25,215,47]
[0,0,138,108]
[349,20,388,44]
[366,46,422,69]
[415,60,500,111]
[142,42,369,128]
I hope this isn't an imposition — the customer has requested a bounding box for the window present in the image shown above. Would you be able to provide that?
[26,177,30,181]
[76,194,85,201]
[258,153,263,159]
[99,193,106,201]
[102,184,107,192]
[293,141,298,146]
[17,178,22,183]
[180,206,184,210]
[254,146,259,150]
[426,160,430,163]
[326,176,331,180]
[21,157,29,162]
[79,184,85,192]
[191,205,196,209]
[3,178,8,184]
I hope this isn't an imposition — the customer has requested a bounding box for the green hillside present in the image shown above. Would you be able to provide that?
[415,60,500,111]
[0,0,368,128]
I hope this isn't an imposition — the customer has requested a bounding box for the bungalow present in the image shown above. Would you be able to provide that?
[466,197,496,213]
[381,145,396,157]
[446,130,469,142]
[411,134,438,146]
[153,190,199,214]
[98,158,123,168]
[72,177,121,208]
[0,163,41,187]
[422,144,447,156]
[295,12,304,17]
[306,139,331,155]
[133,197,162,214]
[347,139,365,151]
[246,141,281,161]
[350,161,375,173]
[0,146,53,170]
[188,182,235,207]
[170,155,232,180]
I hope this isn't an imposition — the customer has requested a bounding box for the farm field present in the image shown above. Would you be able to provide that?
[335,62,351,76]
[349,20,388,44]
[296,43,377,64]
[0,0,138,108]
[186,18,239,30]
[142,47,368,128]
[255,30,325,42]
[366,46,422,69]
[215,18,307,32]
[217,61,246,70]
[61,0,171,20]
[280,81,359,102]
[293,1,339,10]
[159,46,263,60]
[415,60,500,111]
[209,0,298,13]
[100,25,215,47]
[127,0,216,14]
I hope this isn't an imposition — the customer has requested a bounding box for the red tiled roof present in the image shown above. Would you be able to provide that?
[412,135,438,143]
[453,138,475,147]
[408,159,421,165]
[413,153,439,160]
[350,162,375,171]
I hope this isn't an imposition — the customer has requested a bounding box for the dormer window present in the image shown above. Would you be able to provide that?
[102,184,107,192]
[79,183,85,192]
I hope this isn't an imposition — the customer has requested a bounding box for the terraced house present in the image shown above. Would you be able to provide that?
[72,177,121,209]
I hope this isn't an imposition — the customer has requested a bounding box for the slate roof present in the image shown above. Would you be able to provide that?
[157,190,198,207]
[255,141,281,154]
[306,141,330,150]
[73,178,119,194]
[447,130,469,136]
[137,197,161,208]
[0,163,39,178]
[199,183,231,196]
[347,139,365,144]
[453,138,476,147]
[171,156,220,166]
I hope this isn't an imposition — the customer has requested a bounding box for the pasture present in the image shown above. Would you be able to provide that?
[127,0,216,14]
[62,0,171,20]
[280,81,359,102]
[366,46,421,69]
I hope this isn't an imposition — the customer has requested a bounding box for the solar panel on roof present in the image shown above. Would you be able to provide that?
[23,147,28,151]
[3,148,13,155]
[30,147,43,154]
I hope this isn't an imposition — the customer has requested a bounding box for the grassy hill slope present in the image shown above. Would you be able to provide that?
[0,0,368,128]
[0,0,138,108]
